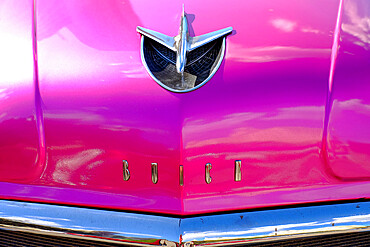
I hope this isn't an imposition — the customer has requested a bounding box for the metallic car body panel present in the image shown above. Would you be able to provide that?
[0,0,45,181]
[324,0,370,179]
[0,0,369,215]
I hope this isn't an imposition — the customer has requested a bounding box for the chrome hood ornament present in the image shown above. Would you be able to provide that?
[136,6,233,92]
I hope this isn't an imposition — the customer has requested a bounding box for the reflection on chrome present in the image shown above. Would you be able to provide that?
[0,200,179,245]
[1,200,370,246]
[226,44,331,63]
[180,202,370,245]
[183,222,324,240]
[333,214,370,224]
[0,216,61,228]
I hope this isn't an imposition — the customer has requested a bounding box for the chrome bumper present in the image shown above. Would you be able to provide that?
[0,200,369,246]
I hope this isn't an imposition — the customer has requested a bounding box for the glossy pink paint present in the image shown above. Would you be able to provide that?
[0,0,45,181]
[0,0,369,215]
[324,0,370,180]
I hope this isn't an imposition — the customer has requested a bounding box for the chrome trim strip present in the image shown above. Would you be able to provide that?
[0,200,369,246]
[0,200,179,246]
[181,202,370,246]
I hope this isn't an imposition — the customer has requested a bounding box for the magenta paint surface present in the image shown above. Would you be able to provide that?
[0,0,369,215]
[324,0,370,180]
[0,0,45,181]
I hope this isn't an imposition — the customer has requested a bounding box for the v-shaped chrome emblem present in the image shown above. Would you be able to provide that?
[137,6,233,92]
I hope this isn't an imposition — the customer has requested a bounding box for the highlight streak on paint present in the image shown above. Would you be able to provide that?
[321,0,344,180]
[33,0,46,178]
[329,0,344,92]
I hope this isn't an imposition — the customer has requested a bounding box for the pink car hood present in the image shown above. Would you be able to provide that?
[0,0,369,215]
